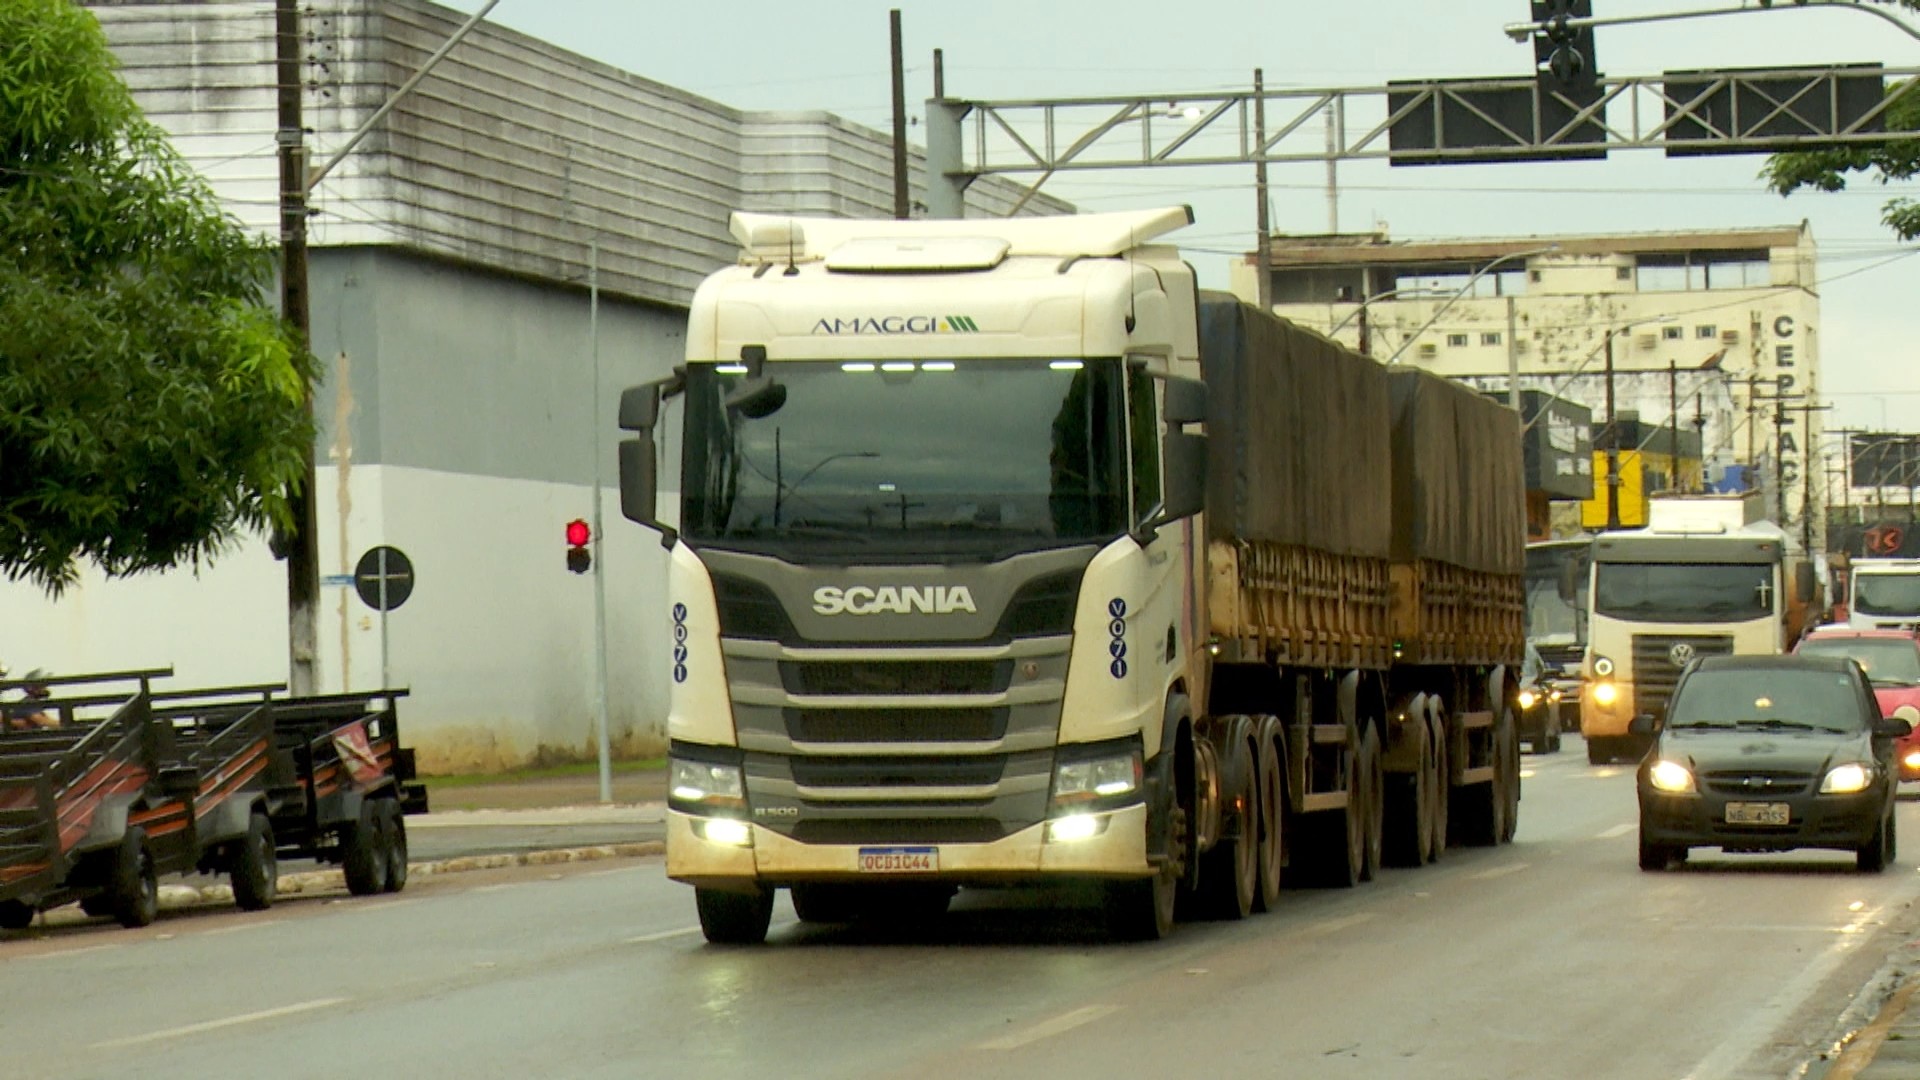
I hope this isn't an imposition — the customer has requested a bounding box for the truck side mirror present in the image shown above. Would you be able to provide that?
[1558,561,1580,604]
[1161,432,1207,521]
[1164,376,1208,426]
[619,385,661,433]
[1627,714,1659,736]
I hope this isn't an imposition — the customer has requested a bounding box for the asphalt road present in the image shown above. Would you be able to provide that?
[6,738,1920,1080]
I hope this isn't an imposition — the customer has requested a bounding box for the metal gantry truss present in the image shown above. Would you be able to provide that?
[922,66,1920,217]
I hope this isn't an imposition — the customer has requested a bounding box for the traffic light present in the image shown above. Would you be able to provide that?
[1530,0,1598,94]
[566,518,592,574]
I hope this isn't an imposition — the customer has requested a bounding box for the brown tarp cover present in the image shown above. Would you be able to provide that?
[1387,369,1526,575]
[1196,292,1393,558]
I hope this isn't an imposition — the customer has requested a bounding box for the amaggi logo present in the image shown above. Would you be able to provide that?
[812,315,979,335]
[813,585,978,616]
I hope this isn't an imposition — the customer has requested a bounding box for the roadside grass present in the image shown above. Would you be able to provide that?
[420,757,666,789]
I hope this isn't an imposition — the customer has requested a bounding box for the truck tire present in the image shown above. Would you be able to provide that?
[109,828,159,929]
[1499,710,1521,845]
[1198,738,1258,920]
[1427,705,1450,864]
[1108,801,1184,941]
[696,885,774,944]
[1302,728,1364,889]
[342,799,390,896]
[1359,725,1385,881]
[0,900,34,930]
[1383,720,1432,869]
[1587,736,1610,766]
[1253,724,1285,912]
[230,811,278,912]
[1456,727,1507,848]
[1545,707,1563,755]
[380,800,409,893]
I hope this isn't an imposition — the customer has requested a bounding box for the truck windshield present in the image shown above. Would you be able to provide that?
[680,358,1131,558]
[1525,545,1589,643]
[1593,562,1776,624]
[1854,573,1920,616]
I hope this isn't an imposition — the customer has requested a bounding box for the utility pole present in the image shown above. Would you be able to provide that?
[1667,359,1679,493]
[1254,69,1272,311]
[1505,296,1520,410]
[889,10,908,220]
[276,0,318,695]
[1605,329,1620,531]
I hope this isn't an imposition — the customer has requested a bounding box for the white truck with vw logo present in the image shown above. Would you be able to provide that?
[617,207,1526,943]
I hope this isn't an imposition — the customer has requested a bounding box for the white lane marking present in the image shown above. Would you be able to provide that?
[90,997,350,1050]
[343,898,421,914]
[1593,768,1622,779]
[977,1004,1122,1051]
[474,882,526,894]
[195,920,283,937]
[1468,862,1531,881]
[1301,912,1377,937]
[627,926,702,944]
[20,943,125,962]
[1597,823,1635,839]
[1519,769,1538,779]
[588,866,649,878]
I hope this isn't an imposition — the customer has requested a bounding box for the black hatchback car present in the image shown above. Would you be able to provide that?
[1634,654,1913,873]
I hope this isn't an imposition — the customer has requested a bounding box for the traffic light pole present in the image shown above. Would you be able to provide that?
[589,241,613,805]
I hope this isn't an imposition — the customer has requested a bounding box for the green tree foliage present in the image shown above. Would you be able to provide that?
[1762,1,1920,239]
[0,0,315,592]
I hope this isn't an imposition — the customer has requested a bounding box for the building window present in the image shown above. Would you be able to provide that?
[1481,332,1502,346]
[1529,270,1543,283]
[1663,326,1684,340]
[1447,333,1469,348]
[1616,266,1632,280]
[1696,324,1717,339]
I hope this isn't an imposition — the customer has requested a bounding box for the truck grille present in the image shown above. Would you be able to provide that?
[783,659,1006,697]
[785,707,1007,744]
[1632,634,1735,716]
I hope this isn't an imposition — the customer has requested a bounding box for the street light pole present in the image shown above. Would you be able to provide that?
[1605,329,1621,531]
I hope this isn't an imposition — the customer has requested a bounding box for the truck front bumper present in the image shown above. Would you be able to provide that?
[1581,680,1636,739]
[666,803,1151,889]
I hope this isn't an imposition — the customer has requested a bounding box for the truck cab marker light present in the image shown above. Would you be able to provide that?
[881,361,915,372]
[1048,360,1084,371]
[841,362,876,373]
[716,364,749,375]
[921,361,956,371]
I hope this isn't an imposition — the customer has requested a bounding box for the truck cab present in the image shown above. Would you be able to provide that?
[1848,558,1920,631]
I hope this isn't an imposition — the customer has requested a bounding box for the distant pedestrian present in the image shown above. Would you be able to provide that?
[2,669,57,732]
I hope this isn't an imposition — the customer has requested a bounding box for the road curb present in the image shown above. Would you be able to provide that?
[56,842,667,923]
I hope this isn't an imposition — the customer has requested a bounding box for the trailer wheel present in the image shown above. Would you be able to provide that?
[1252,724,1285,912]
[109,829,159,929]
[696,886,774,945]
[1358,725,1385,882]
[342,799,390,896]
[380,801,409,893]
[231,811,278,911]
[1427,707,1449,863]
[1303,727,1364,889]
[0,900,34,930]
[1383,719,1431,869]
[1499,710,1521,845]
[1198,738,1258,920]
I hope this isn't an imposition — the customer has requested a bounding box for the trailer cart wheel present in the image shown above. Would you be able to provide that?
[342,799,390,896]
[231,811,278,911]
[1198,738,1258,920]
[109,829,159,929]
[0,900,34,930]
[1253,722,1285,912]
[379,800,408,893]
[696,885,774,945]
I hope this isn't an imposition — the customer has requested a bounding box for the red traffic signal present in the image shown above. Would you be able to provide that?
[566,518,592,574]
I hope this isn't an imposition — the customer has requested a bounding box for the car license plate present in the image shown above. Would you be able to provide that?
[857,846,937,874]
[1725,802,1790,826]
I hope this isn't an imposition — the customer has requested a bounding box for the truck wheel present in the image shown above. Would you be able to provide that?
[1359,725,1385,881]
[1198,739,1258,920]
[380,801,409,893]
[1587,736,1610,766]
[342,799,390,896]
[109,829,159,929]
[1456,722,1507,848]
[1383,721,1431,869]
[1546,707,1563,755]
[1426,713,1449,864]
[1304,730,1364,888]
[1500,712,1521,845]
[1108,802,1183,941]
[0,900,34,930]
[791,884,859,924]
[696,886,774,944]
[1253,726,1285,912]
[230,811,278,912]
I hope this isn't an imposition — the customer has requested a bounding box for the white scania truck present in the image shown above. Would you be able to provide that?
[1849,558,1920,630]
[616,208,1525,943]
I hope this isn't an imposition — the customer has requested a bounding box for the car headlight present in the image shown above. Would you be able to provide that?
[1591,681,1619,707]
[1821,762,1873,794]
[1548,688,1564,703]
[1051,747,1142,811]
[1904,749,1920,772]
[1593,655,1615,678]
[1518,689,1539,710]
[670,758,746,811]
[1648,759,1695,794]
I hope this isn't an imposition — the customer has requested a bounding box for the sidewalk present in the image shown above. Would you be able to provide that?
[418,764,667,812]
[1815,936,1920,1079]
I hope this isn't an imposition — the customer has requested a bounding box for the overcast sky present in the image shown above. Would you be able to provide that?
[447,0,1920,436]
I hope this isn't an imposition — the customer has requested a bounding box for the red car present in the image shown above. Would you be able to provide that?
[1796,628,1920,783]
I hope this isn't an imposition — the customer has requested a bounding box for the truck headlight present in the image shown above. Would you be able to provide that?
[695,818,753,847]
[1591,681,1619,707]
[1593,655,1615,678]
[670,758,746,812]
[1648,759,1695,794]
[1821,762,1873,794]
[1518,689,1539,710]
[1050,747,1142,811]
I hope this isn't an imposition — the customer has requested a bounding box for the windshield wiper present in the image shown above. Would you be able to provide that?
[1669,720,1734,730]
[1732,718,1820,732]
